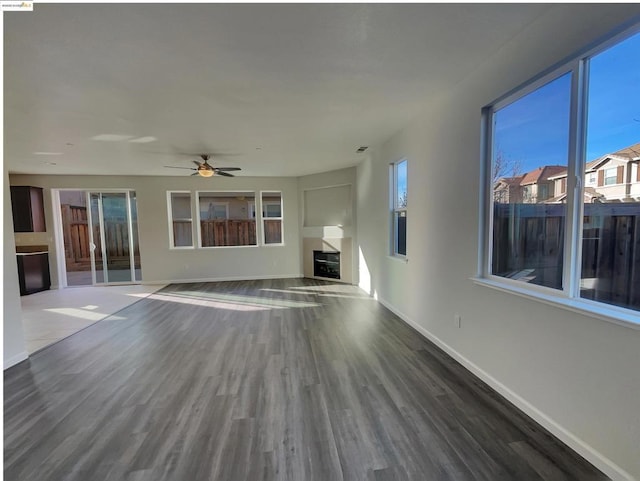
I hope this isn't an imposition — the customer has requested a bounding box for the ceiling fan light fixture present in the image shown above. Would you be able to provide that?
[198,169,214,177]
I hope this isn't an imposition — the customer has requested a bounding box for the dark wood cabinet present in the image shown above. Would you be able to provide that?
[16,252,51,296]
[10,186,46,232]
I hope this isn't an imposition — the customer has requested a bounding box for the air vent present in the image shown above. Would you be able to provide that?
[356,146,368,153]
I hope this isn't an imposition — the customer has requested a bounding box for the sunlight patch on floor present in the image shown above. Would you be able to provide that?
[44,308,125,322]
[260,287,373,300]
[21,283,165,354]
[147,292,274,311]
[160,290,320,309]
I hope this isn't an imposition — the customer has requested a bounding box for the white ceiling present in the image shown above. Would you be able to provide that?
[4,3,549,177]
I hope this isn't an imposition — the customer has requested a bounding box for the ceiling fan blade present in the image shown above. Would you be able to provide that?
[165,165,197,170]
[191,172,199,176]
[214,167,241,171]
[215,171,234,177]
[192,160,203,167]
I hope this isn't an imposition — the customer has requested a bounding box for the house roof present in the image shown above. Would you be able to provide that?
[585,142,640,172]
[530,142,640,180]
[496,176,524,186]
[612,142,640,160]
[548,169,568,180]
[519,166,566,185]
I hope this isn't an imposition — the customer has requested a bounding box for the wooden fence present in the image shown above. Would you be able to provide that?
[201,219,257,246]
[61,204,138,271]
[173,219,282,246]
[493,203,640,310]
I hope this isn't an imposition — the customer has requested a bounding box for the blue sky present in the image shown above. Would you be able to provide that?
[494,31,640,174]
[397,159,407,205]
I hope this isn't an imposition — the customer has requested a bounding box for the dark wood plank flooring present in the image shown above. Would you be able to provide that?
[4,278,607,480]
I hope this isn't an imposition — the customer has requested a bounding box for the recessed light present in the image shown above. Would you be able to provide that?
[33,152,62,155]
[129,136,157,143]
[91,134,135,142]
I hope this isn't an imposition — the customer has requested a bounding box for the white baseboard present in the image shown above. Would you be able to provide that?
[376,296,635,481]
[143,273,302,285]
[4,351,28,370]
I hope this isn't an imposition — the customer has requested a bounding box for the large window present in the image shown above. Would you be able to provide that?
[262,192,283,244]
[483,27,640,318]
[168,191,193,248]
[197,191,256,247]
[391,159,407,257]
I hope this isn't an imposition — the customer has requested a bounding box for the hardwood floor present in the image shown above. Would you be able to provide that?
[4,278,607,481]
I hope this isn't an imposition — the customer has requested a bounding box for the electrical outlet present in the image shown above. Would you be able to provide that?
[454,314,462,328]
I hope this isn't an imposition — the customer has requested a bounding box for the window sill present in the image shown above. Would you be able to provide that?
[388,255,408,264]
[471,277,640,330]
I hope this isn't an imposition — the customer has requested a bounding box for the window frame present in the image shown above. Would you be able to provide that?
[390,158,408,258]
[167,190,195,249]
[478,22,640,328]
[195,190,258,249]
[261,191,284,246]
[603,167,618,186]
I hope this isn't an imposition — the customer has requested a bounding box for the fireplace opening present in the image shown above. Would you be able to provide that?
[313,251,340,280]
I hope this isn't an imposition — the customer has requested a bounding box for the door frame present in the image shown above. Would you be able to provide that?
[52,188,141,288]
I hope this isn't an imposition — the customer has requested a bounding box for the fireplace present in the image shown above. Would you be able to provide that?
[313,251,340,280]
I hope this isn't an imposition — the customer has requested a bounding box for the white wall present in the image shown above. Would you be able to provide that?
[9,174,302,284]
[304,184,352,227]
[3,171,28,369]
[357,5,640,481]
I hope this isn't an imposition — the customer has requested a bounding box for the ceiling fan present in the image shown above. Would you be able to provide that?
[164,154,241,177]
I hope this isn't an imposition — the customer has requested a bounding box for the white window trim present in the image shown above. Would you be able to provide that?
[478,22,640,329]
[390,159,408,258]
[167,190,195,249]
[261,191,284,246]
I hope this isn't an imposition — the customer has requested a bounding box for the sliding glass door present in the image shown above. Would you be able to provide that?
[87,191,141,285]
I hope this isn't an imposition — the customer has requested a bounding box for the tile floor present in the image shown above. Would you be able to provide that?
[20,283,165,354]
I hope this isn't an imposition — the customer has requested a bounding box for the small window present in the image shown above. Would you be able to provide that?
[197,192,256,247]
[604,167,617,185]
[391,159,408,257]
[262,192,283,244]
[168,192,194,248]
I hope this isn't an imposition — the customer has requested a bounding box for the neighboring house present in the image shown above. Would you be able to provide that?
[494,166,564,204]
[494,142,640,204]
[493,175,524,203]
[585,142,640,201]
[549,142,640,202]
